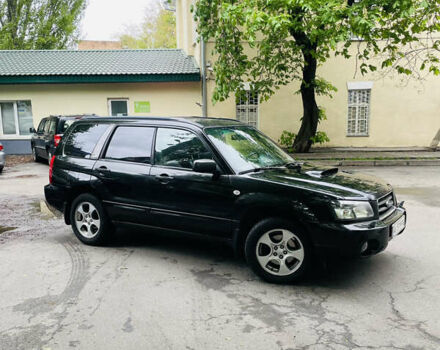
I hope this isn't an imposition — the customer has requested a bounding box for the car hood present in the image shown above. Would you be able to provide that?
[247,163,392,199]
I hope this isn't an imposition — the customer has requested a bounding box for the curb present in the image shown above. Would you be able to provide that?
[297,159,440,167]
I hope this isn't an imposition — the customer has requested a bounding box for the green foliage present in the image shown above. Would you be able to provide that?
[278,130,297,152]
[310,131,330,145]
[119,3,176,49]
[0,0,85,49]
[194,0,440,103]
[279,129,329,151]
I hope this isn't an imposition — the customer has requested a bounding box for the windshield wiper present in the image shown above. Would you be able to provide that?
[284,161,302,170]
[239,165,284,175]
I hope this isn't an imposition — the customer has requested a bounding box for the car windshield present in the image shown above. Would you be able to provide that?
[205,126,294,174]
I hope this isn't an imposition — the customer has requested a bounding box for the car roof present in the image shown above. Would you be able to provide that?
[49,114,96,120]
[78,116,244,129]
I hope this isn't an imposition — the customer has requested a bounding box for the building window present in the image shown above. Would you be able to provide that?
[0,101,33,136]
[347,89,370,136]
[236,90,258,128]
[108,99,128,116]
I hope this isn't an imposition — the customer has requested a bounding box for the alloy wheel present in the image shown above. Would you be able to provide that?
[255,228,305,276]
[74,202,101,238]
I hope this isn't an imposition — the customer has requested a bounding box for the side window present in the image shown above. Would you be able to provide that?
[154,128,212,169]
[64,123,109,158]
[49,119,57,134]
[37,119,46,133]
[105,126,154,164]
[44,118,51,133]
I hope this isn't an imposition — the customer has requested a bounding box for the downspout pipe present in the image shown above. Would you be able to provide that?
[201,38,208,118]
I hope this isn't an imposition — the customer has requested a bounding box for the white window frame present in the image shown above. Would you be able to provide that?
[347,85,372,137]
[108,98,129,117]
[0,100,33,138]
[236,86,259,129]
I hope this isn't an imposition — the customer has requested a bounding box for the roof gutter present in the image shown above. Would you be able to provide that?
[0,73,201,84]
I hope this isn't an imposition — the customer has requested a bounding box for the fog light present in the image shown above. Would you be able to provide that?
[360,242,368,253]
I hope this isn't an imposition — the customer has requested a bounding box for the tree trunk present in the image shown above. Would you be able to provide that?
[292,50,319,153]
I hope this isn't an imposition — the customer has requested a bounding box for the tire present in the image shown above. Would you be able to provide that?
[70,193,113,246]
[245,218,311,284]
[0,166,3,173]
[32,146,41,162]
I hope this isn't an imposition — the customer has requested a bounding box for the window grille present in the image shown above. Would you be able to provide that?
[236,90,258,128]
[347,89,370,136]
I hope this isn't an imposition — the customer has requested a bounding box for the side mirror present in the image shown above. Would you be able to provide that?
[29,127,36,133]
[193,159,217,174]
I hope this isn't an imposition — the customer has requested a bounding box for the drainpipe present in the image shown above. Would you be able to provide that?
[201,38,208,118]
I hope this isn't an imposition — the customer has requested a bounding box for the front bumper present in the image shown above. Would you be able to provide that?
[311,205,406,257]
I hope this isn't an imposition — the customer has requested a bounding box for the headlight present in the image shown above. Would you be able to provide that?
[332,200,374,220]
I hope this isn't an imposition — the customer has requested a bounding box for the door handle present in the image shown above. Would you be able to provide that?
[155,173,174,183]
[96,166,111,176]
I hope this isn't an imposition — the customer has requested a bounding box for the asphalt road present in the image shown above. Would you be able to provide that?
[0,163,439,350]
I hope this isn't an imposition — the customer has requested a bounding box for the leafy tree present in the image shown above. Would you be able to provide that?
[120,3,176,49]
[193,0,440,152]
[0,0,86,49]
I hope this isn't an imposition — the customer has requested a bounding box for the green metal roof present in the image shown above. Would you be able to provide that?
[0,49,200,84]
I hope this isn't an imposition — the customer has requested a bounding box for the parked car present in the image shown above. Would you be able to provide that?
[0,142,5,173]
[30,115,94,164]
[44,117,406,283]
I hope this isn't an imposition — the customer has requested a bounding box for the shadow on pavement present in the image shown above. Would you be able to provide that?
[102,225,396,288]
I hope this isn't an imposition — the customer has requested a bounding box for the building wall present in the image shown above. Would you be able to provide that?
[177,0,440,148]
[0,81,202,153]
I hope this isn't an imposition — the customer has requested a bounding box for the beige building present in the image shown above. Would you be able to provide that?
[0,49,201,153]
[176,0,440,149]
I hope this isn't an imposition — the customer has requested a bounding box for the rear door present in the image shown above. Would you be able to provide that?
[92,125,156,224]
[148,127,235,237]
[34,118,47,157]
[46,117,58,158]
[56,122,112,189]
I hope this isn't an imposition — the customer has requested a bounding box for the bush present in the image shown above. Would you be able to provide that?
[278,130,296,152]
[278,130,330,152]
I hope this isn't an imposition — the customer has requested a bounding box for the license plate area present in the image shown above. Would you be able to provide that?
[391,215,406,238]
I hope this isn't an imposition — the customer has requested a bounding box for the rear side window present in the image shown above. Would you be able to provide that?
[49,119,57,134]
[37,119,46,133]
[43,119,51,133]
[105,126,154,164]
[64,123,109,158]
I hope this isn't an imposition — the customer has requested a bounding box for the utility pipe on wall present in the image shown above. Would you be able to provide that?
[201,38,207,118]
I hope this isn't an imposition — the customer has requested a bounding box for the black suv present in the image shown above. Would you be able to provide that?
[45,117,406,283]
[30,115,94,164]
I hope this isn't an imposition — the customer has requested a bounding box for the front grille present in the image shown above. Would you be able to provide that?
[378,192,395,219]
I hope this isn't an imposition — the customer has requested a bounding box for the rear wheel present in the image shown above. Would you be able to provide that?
[245,218,311,284]
[70,193,112,245]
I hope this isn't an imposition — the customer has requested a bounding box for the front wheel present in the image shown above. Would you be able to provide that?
[245,218,311,284]
[70,193,112,245]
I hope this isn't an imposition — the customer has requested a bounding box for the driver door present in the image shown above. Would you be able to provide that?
[148,127,235,238]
